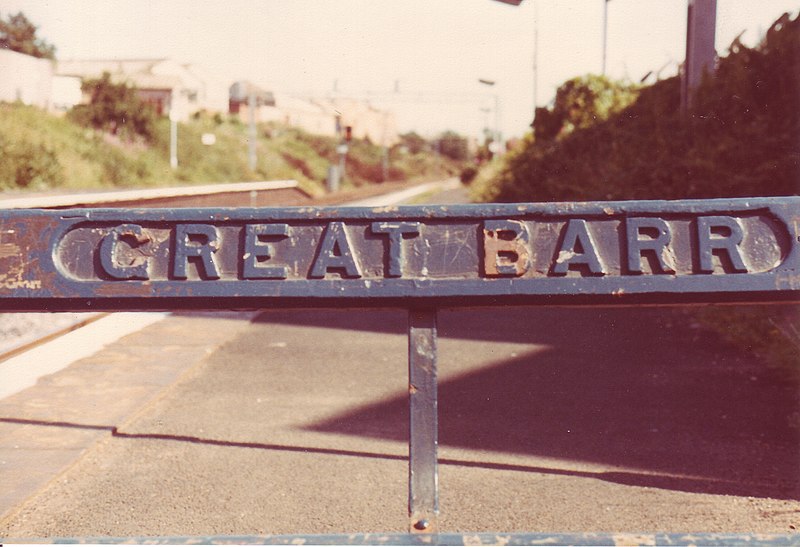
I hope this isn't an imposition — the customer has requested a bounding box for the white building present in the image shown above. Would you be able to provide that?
[0,49,54,108]
[230,81,398,145]
[50,75,82,112]
[57,58,228,120]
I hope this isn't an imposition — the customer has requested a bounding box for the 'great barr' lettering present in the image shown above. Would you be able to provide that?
[1,198,796,308]
[72,214,776,282]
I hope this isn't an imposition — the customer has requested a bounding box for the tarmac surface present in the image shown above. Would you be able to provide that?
[1,183,799,539]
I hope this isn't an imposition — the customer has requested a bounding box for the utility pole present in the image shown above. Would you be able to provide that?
[248,87,257,172]
[494,93,501,153]
[169,96,178,169]
[532,0,539,112]
[488,0,532,133]
[602,0,610,76]
[478,79,500,155]
[681,0,717,112]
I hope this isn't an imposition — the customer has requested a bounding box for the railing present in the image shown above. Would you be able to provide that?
[1,196,798,543]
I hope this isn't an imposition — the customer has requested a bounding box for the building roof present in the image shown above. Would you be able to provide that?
[57,58,167,78]
[56,58,188,91]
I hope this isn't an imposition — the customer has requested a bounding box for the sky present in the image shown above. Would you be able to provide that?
[1,0,797,139]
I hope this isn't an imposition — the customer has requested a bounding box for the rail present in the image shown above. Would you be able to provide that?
[1,196,798,544]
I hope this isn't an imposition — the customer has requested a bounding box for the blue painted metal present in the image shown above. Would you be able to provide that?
[0,197,798,311]
[408,309,439,534]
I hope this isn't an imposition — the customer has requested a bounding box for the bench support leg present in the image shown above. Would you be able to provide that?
[408,308,439,535]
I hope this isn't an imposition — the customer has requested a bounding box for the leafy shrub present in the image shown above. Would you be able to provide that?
[68,72,158,142]
[472,13,800,377]
[437,131,470,162]
[399,132,428,154]
[532,74,640,143]
[460,166,478,184]
[478,12,799,203]
[0,138,64,189]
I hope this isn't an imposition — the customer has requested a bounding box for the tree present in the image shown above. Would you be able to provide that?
[398,132,428,155]
[437,130,470,162]
[532,75,639,142]
[0,11,56,59]
[477,12,799,203]
[68,73,158,142]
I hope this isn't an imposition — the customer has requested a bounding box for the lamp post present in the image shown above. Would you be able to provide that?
[488,0,537,121]
[532,0,538,112]
[248,87,257,172]
[479,106,491,140]
[169,95,179,169]
[602,0,610,75]
[478,78,501,156]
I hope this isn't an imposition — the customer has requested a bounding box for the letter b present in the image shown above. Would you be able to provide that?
[482,220,530,277]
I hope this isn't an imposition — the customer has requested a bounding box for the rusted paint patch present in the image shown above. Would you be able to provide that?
[482,220,530,277]
[0,242,20,259]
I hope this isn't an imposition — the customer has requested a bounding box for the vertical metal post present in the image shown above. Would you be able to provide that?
[602,0,609,76]
[381,147,389,183]
[338,151,347,182]
[326,164,340,193]
[532,0,538,113]
[248,89,257,172]
[682,0,717,112]
[408,308,439,535]
[169,116,178,169]
[494,93,501,155]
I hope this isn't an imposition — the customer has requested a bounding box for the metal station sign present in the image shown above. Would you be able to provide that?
[0,197,798,310]
[2,196,799,541]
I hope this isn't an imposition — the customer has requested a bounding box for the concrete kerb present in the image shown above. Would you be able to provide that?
[0,311,259,525]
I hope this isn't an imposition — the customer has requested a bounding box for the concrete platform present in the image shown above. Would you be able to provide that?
[1,307,798,539]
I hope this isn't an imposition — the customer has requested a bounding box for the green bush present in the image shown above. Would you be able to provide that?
[532,74,640,143]
[478,12,799,203]
[460,165,478,185]
[437,131,470,162]
[0,138,64,189]
[68,72,158,143]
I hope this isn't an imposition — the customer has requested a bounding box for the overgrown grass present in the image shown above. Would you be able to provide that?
[0,104,462,193]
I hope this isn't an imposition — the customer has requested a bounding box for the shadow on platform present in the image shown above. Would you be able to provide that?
[252,306,800,501]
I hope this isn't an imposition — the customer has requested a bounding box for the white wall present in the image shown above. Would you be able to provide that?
[0,49,53,108]
[50,75,82,112]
